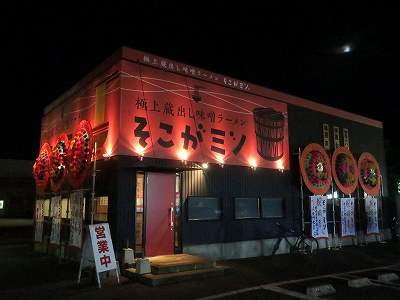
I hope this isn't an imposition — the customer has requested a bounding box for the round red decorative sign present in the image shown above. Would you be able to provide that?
[331,147,359,195]
[358,152,381,196]
[49,133,69,192]
[32,143,51,195]
[300,143,332,195]
[67,120,93,188]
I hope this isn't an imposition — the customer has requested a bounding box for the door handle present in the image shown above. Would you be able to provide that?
[169,207,174,227]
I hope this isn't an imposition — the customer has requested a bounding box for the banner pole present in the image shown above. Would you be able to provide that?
[356,186,365,246]
[379,175,384,242]
[90,142,97,225]
[298,147,305,233]
[332,180,341,249]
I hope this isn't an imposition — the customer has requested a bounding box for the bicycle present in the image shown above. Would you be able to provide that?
[271,221,319,257]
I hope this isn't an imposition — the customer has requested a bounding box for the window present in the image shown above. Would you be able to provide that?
[234,198,260,219]
[95,196,108,222]
[261,197,285,218]
[188,197,222,221]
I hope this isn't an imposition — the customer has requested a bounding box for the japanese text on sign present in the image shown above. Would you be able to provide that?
[88,223,117,273]
[310,195,328,239]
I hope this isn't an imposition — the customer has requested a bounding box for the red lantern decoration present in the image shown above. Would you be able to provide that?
[67,120,94,188]
[358,152,381,196]
[49,133,69,192]
[331,147,359,195]
[300,143,332,195]
[32,143,51,195]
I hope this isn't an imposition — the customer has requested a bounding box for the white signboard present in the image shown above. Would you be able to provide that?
[310,195,328,239]
[78,223,120,288]
[365,196,379,235]
[34,199,44,243]
[50,196,62,246]
[89,223,117,273]
[340,197,355,237]
[69,191,84,248]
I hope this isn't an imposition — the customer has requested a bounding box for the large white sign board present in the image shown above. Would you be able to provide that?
[78,223,120,288]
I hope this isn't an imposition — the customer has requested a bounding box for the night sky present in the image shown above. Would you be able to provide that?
[1,2,399,163]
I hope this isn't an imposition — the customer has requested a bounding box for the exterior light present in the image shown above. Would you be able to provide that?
[103,152,111,161]
[249,158,257,170]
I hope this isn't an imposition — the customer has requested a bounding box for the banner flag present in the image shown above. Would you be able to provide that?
[34,199,44,243]
[310,195,328,239]
[69,191,84,249]
[50,196,62,246]
[340,197,355,237]
[365,196,379,235]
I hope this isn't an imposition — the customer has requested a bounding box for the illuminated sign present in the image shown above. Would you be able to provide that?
[120,63,289,170]
[40,52,290,170]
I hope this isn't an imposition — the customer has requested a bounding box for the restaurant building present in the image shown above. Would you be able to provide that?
[33,47,388,260]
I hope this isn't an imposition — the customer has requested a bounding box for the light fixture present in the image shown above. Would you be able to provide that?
[249,158,257,171]
[103,152,111,161]
[201,162,209,169]
[139,154,144,161]
[192,85,203,102]
[219,163,224,168]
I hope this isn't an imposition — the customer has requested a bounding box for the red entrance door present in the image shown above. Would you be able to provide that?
[145,172,175,256]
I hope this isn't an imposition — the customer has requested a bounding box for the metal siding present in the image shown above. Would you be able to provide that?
[181,166,295,246]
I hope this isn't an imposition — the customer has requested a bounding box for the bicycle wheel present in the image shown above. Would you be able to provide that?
[297,236,319,256]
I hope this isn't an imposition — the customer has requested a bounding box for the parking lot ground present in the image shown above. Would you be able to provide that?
[1,220,400,299]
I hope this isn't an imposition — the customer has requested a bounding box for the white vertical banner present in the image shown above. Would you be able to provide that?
[34,199,44,243]
[323,123,330,150]
[50,195,62,246]
[69,191,84,249]
[333,126,340,149]
[340,197,355,237]
[310,195,328,239]
[343,128,349,149]
[365,195,379,234]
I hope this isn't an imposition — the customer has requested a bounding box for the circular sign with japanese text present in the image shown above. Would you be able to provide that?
[332,147,359,195]
[358,152,381,196]
[49,133,69,192]
[33,142,51,195]
[67,120,93,188]
[300,143,332,195]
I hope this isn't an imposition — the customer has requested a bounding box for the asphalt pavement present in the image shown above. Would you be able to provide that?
[1,219,400,299]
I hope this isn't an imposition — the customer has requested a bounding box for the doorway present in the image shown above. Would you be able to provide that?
[143,172,176,256]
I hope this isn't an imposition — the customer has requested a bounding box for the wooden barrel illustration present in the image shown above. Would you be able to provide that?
[253,107,285,161]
